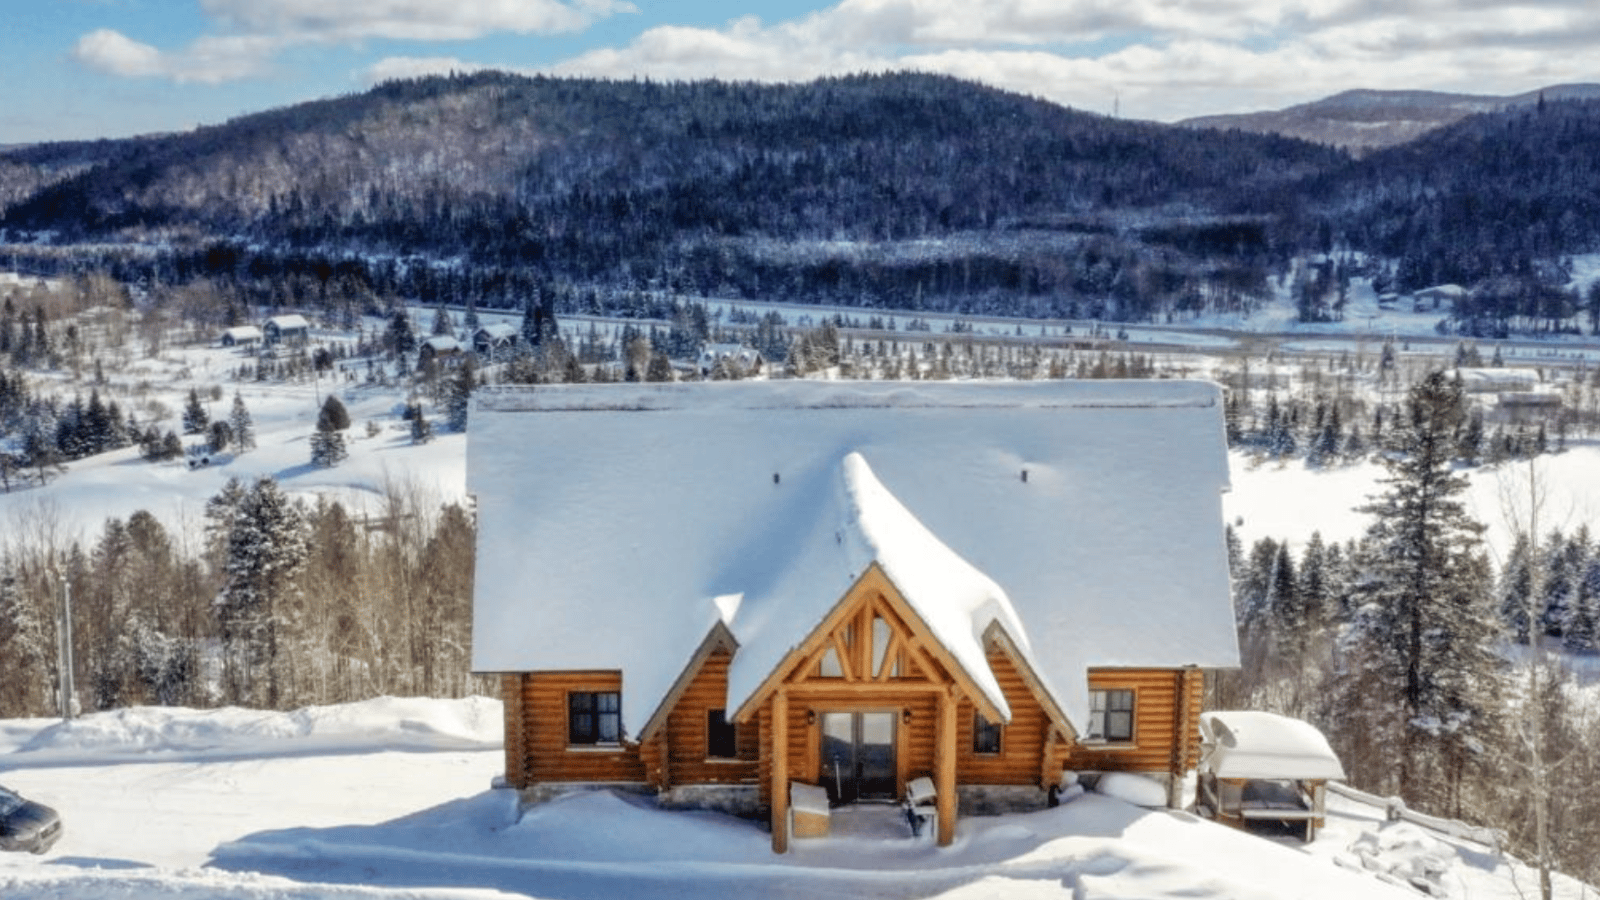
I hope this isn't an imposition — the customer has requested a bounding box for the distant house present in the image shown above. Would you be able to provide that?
[697,343,764,378]
[1412,284,1466,311]
[219,325,263,348]
[420,335,464,366]
[469,381,1239,852]
[472,322,520,360]
[1455,367,1540,394]
[263,314,310,346]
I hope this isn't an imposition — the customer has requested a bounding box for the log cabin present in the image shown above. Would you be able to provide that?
[469,380,1239,852]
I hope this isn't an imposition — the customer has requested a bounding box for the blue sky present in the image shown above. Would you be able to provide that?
[4,0,1596,144]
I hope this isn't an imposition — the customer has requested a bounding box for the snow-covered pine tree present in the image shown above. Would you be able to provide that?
[1342,370,1502,811]
[410,404,433,444]
[218,476,309,708]
[310,396,349,467]
[182,388,209,435]
[430,301,454,337]
[1564,550,1600,654]
[0,559,50,715]
[445,358,473,433]
[1499,533,1535,641]
[229,392,256,451]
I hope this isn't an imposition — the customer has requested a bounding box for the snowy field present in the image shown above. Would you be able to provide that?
[2,696,1593,900]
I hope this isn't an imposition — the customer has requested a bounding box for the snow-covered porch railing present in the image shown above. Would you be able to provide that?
[1326,782,1507,853]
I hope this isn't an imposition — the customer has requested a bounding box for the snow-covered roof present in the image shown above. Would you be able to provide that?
[265,314,309,330]
[474,322,519,341]
[468,381,1238,737]
[423,335,462,352]
[1199,710,1346,781]
[221,325,262,341]
[1456,367,1540,392]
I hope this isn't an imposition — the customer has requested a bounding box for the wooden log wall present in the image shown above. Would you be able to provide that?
[513,671,646,784]
[659,648,760,787]
[956,647,1054,785]
[1063,668,1194,775]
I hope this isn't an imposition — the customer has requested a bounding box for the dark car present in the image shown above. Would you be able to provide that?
[0,784,62,854]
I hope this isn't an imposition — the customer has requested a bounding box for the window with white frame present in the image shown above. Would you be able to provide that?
[1087,688,1134,742]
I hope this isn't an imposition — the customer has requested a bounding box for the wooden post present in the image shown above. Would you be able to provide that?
[771,691,790,853]
[935,687,956,846]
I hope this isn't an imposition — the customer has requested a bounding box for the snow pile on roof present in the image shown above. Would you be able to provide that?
[469,380,1237,735]
[1200,710,1346,781]
[721,451,1029,721]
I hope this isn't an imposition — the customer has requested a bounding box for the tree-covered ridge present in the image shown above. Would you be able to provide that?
[1301,99,1600,293]
[4,73,1600,332]
[0,72,1343,320]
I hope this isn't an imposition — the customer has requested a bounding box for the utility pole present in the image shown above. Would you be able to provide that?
[53,565,76,721]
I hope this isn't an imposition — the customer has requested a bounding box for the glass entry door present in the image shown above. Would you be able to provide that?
[819,712,896,803]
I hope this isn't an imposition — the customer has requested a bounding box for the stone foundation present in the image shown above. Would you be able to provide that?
[956,784,1051,816]
[514,781,653,810]
[656,784,763,818]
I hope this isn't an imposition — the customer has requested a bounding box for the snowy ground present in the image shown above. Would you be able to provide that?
[3,697,1592,900]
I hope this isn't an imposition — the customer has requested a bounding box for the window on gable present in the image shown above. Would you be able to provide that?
[569,690,621,745]
[707,709,738,759]
[973,711,1002,754]
[1088,689,1134,743]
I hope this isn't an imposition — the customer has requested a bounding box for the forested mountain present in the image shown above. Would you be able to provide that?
[2,71,1599,332]
[1179,84,1600,154]
[1292,98,1600,333]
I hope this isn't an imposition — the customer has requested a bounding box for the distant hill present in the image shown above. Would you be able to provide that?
[1180,84,1600,153]
[2,72,1600,333]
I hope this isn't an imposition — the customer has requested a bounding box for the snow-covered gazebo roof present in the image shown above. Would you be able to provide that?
[468,380,1239,737]
[1199,710,1346,781]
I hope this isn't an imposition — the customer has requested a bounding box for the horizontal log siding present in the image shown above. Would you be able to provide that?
[663,649,760,786]
[1064,669,1184,774]
[958,648,1052,785]
[521,671,646,784]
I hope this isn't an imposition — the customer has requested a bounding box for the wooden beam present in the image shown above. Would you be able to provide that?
[935,687,956,846]
[771,691,790,854]
[1040,726,1058,791]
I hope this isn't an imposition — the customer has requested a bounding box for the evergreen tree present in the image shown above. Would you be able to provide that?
[229,392,256,451]
[430,301,454,337]
[182,388,209,435]
[218,476,309,708]
[310,396,350,467]
[1342,370,1501,808]
[1563,552,1600,654]
[445,358,474,433]
[410,403,433,444]
[386,307,417,356]
[0,560,50,715]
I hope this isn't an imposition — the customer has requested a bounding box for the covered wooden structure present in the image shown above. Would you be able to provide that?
[1197,710,1346,842]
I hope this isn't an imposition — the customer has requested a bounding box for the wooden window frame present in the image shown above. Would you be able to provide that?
[972,710,1002,755]
[706,708,738,760]
[568,690,621,746]
[1086,688,1136,744]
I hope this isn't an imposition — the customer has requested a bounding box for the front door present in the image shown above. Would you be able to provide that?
[819,711,896,804]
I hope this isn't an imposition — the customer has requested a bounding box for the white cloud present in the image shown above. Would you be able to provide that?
[361,56,495,85]
[75,0,636,84]
[74,29,166,79]
[199,0,636,43]
[536,0,1600,121]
